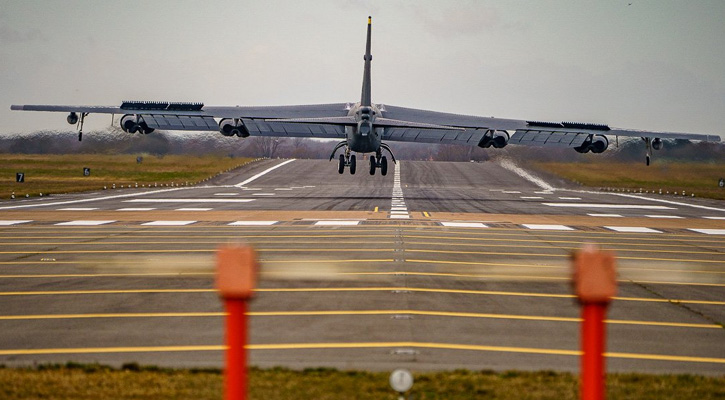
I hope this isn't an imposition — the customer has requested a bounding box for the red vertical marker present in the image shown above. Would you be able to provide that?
[216,245,258,400]
[572,244,617,400]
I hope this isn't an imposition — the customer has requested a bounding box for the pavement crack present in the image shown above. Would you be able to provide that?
[630,280,723,328]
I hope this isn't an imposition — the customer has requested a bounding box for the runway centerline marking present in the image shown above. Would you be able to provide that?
[55,220,116,226]
[124,199,255,203]
[235,159,296,187]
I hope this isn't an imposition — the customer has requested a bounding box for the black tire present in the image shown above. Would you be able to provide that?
[380,156,388,176]
[369,156,376,175]
[338,154,345,174]
[350,154,357,175]
[646,155,650,166]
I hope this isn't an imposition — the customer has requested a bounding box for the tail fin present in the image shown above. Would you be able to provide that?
[360,16,372,107]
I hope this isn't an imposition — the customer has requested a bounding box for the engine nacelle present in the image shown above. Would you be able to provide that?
[652,138,663,150]
[219,119,250,137]
[478,130,510,149]
[120,114,154,134]
[575,134,609,154]
[67,112,79,125]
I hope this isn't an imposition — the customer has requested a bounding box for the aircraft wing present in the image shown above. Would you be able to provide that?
[11,102,349,138]
[380,105,721,147]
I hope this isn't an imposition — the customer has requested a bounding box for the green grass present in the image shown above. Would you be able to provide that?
[0,364,722,399]
[0,154,254,199]
[533,161,725,200]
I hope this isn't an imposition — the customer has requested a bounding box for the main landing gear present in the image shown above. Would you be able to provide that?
[369,153,388,176]
[338,152,357,175]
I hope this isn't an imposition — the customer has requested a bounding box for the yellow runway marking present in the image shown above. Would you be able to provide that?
[0,248,397,255]
[423,212,430,217]
[374,206,378,212]
[0,310,716,329]
[407,249,725,264]
[0,342,722,364]
[0,259,396,266]
[405,240,725,256]
[0,287,721,305]
[404,258,725,276]
[0,240,400,246]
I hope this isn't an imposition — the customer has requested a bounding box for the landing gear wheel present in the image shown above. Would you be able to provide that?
[369,156,376,175]
[338,154,345,174]
[380,156,388,176]
[349,154,356,175]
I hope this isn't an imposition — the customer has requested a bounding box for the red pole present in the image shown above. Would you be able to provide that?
[581,303,607,400]
[224,298,248,400]
[571,244,616,400]
[216,245,258,400]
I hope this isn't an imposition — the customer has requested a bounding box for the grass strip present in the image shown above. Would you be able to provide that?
[0,363,722,399]
[533,161,725,200]
[1,154,254,199]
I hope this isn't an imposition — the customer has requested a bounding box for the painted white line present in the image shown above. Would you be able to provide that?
[441,222,489,228]
[391,207,408,211]
[558,197,581,200]
[314,220,361,226]
[587,213,623,218]
[125,199,254,203]
[688,229,725,235]
[274,188,293,191]
[520,196,543,200]
[242,188,261,191]
[610,192,725,212]
[390,215,411,219]
[605,226,662,233]
[117,208,156,211]
[252,193,275,196]
[390,211,409,215]
[645,215,683,219]
[0,186,189,210]
[535,191,554,195]
[703,216,725,220]
[235,159,295,187]
[522,224,574,231]
[0,220,32,226]
[228,221,278,226]
[498,159,555,191]
[175,208,212,211]
[543,203,675,210]
[55,220,116,226]
[214,193,239,196]
[58,207,98,211]
[502,191,521,194]
[142,221,197,226]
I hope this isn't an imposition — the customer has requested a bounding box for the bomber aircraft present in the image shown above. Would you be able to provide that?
[11,17,720,175]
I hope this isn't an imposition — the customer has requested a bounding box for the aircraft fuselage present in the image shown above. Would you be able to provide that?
[345,102,384,154]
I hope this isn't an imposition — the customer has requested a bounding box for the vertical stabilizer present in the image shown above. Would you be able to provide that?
[361,16,372,107]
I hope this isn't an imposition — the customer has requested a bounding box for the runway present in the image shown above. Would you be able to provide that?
[0,158,723,374]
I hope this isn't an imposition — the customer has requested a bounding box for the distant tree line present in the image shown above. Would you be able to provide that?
[0,127,721,163]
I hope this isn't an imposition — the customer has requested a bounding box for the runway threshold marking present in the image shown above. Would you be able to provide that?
[0,310,717,329]
[0,342,722,364]
[0,287,721,305]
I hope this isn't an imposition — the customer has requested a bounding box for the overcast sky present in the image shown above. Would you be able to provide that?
[1,0,723,139]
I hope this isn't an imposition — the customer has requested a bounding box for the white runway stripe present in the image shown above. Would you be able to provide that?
[605,226,662,233]
[142,221,197,226]
[703,216,725,220]
[58,207,98,211]
[125,199,254,203]
[587,213,623,218]
[228,221,278,226]
[314,220,361,226]
[235,159,296,187]
[520,196,543,200]
[441,222,488,228]
[55,220,116,226]
[390,215,410,219]
[117,208,156,211]
[522,224,574,231]
[543,203,675,210]
[688,229,725,235]
[558,197,581,200]
[0,220,32,226]
[214,193,239,196]
[645,215,683,219]
[252,193,275,196]
[175,208,212,211]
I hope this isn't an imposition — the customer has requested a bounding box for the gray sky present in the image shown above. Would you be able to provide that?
[1,0,723,138]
